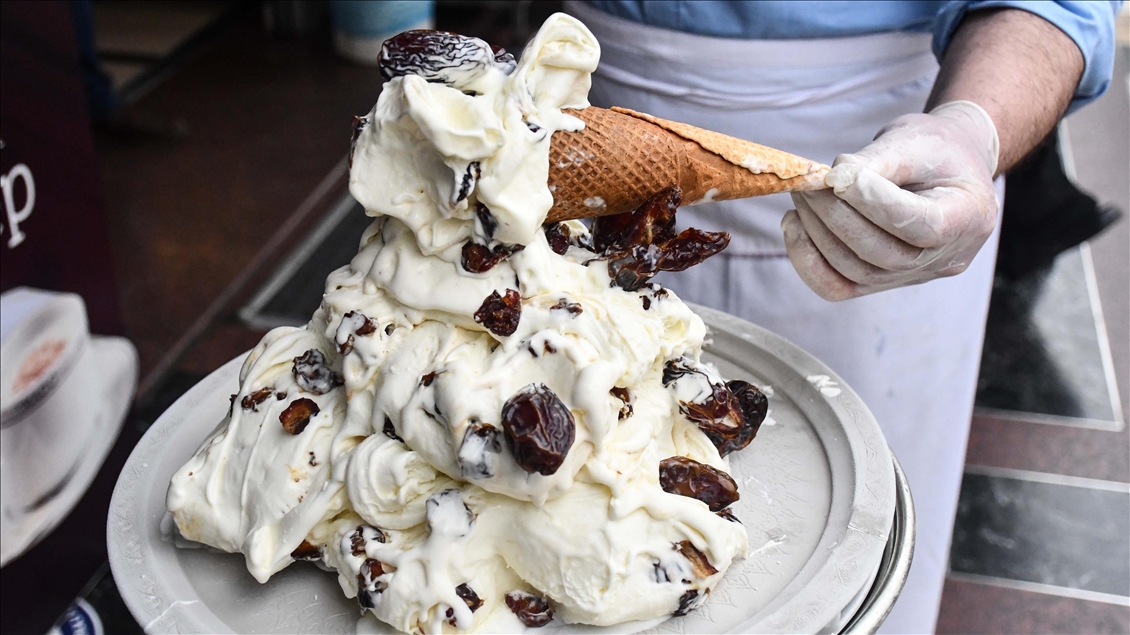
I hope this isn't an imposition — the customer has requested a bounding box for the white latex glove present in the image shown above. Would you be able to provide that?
[782,100,1000,301]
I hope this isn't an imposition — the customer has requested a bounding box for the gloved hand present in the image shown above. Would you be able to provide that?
[782,100,1000,301]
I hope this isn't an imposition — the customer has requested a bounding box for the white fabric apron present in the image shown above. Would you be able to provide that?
[566,3,1002,633]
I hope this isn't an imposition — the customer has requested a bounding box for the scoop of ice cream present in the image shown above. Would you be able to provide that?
[167,13,765,633]
[347,433,454,530]
[167,327,352,582]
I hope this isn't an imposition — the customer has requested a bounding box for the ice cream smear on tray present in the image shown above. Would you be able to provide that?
[167,14,769,633]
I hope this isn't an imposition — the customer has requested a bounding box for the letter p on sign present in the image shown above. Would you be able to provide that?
[2,163,36,248]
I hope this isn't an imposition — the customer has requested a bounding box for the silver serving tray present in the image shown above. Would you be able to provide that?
[108,305,895,634]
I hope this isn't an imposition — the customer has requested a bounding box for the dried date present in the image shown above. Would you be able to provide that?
[680,381,765,457]
[505,591,554,627]
[665,360,766,457]
[592,186,679,253]
[543,222,594,255]
[290,540,322,561]
[674,540,718,578]
[378,30,515,86]
[716,508,741,524]
[293,349,343,394]
[337,310,379,354]
[350,525,387,557]
[382,416,403,442]
[610,387,633,420]
[501,384,576,475]
[456,583,483,612]
[674,590,702,616]
[475,203,498,240]
[461,240,524,273]
[658,456,739,512]
[241,387,274,412]
[591,187,729,290]
[549,298,582,316]
[657,228,730,272]
[606,243,662,291]
[662,357,696,386]
[279,398,319,435]
[454,161,481,205]
[474,289,522,336]
[718,380,768,455]
[350,528,365,556]
[545,222,570,255]
[357,558,388,609]
[680,383,741,443]
[458,421,502,479]
[362,558,386,580]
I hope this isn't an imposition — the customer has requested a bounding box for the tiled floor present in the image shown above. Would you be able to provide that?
[9,3,1127,634]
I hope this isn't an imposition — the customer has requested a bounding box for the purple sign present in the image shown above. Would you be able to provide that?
[1,0,122,335]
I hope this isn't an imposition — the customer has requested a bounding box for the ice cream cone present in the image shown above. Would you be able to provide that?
[546,107,829,223]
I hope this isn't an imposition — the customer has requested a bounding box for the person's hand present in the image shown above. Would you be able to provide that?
[782,101,1000,301]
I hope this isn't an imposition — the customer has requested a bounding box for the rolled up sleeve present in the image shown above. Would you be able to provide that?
[932,1,1122,111]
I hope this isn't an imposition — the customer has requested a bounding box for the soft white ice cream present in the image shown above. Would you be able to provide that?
[167,14,764,633]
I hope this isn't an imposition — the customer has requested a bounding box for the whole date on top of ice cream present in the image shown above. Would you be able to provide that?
[379,30,516,88]
[501,383,576,475]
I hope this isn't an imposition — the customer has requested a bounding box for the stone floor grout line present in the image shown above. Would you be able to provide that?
[238,191,356,329]
[963,463,1130,491]
[1080,241,1127,428]
[946,571,1130,607]
[972,407,1124,432]
[1059,121,1125,429]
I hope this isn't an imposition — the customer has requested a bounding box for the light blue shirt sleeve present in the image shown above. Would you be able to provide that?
[584,1,1121,109]
[932,1,1121,111]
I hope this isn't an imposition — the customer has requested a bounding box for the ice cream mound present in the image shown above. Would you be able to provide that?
[166,14,767,633]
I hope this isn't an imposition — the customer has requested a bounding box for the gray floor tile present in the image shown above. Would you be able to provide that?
[950,472,1130,598]
[976,247,1120,423]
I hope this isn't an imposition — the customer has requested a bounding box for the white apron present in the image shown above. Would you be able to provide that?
[566,3,1002,633]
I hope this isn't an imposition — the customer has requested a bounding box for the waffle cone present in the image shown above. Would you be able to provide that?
[546,107,828,223]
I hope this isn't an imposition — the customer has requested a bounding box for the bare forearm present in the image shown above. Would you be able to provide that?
[926,9,1084,174]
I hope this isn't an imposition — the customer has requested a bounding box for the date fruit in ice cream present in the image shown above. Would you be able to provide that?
[166,14,768,633]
